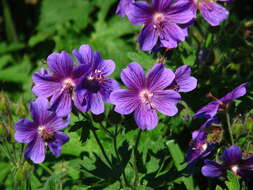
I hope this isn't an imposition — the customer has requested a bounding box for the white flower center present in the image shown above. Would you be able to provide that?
[87,69,103,81]
[153,13,164,23]
[38,125,46,135]
[139,89,153,105]
[231,165,239,175]
[62,78,75,88]
[201,143,208,151]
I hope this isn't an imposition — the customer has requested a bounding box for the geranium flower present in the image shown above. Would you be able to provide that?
[126,0,194,51]
[168,65,197,92]
[32,51,87,117]
[110,62,181,130]
[194,83,249,119]
[202,145,253,181]
[73,45,119,115]
[14,98,69,163]
[189,0,230,26]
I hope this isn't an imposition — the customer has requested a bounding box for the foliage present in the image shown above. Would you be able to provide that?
[0,0,253,190]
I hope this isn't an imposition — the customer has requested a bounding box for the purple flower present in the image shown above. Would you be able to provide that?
[116,0,134,17]
[110,62,181,130]
[126,0,194,51]
[168,65,197,92]
[202,145,253,181]
[189,0,230,26]
[72,45,119,115]
[194,83,249,119]
[32,51,87,117]
[14,98,69,163]
[186,118,218,168]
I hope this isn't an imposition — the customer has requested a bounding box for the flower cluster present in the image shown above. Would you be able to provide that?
[184,83,252,181]
[16,44,119,163]
[116,0,231,51]
[15,42,197,163]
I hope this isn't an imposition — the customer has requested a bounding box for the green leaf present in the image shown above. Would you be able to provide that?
[215,185,224,190]
[166,140,197,190]
[225,171,240,190]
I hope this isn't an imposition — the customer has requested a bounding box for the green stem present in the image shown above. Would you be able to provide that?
[2,0,18,42]
[113,125,129,187]
[226,112,234,144]
[39,163,53,175]
[133,130,142,188]
[99,122,114,138]
[91,127,113,168]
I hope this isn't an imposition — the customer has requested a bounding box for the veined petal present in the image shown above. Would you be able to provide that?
[175,65,198,92]
[47,51,74,78]
[221,145,242,165]
[152,0,173,11]
[194,101,220,118]
[116,0,133,17]
[152,90,181,116]
[48,132,69,156]
[147,64,175,91]
[199,1,229,26]
[134,104,158,130]
[127,1,153,25]
[221,83,249,103]
[32,71,62,97]
[50,89,72,117]
[90,93,104,115]
[97,59,116,76]
[46,114,70,131]
[166,6,194,24]
[72,44,94,65]
[15,119,37,143]
[74,89,88,112]
[24,137,45,164]
[138,23,159,51]
[110,89,139,114]
[121,62,145,90]
[30,97,50,125]
[201,160,224,177]
[161,22,186,42]
[100,79,119,103]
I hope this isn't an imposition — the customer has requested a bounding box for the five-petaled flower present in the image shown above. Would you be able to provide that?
[126,0,194,51]
[168,65,197,92]
[202,145,253,181]
[110,62,181,130]
[14,98,69,164]
[189,0,231,26]
[73,44,119,115]
[32,51,87,117]
[194,83,249,119]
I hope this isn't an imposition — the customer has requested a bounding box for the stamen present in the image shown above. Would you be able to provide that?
[62,78,75,88]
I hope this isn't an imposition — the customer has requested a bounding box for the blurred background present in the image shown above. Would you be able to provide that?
[0,0,253,189]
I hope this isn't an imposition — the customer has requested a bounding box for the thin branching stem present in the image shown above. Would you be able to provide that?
[133,130,142,189]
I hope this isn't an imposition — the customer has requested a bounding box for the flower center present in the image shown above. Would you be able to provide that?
[201,143,208,151]
[153,13,164,23]
[62,78,75,89]
[38,126,54,142]
[231,165,239,175]
[139,89,153,105]
[87,69,104,81]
